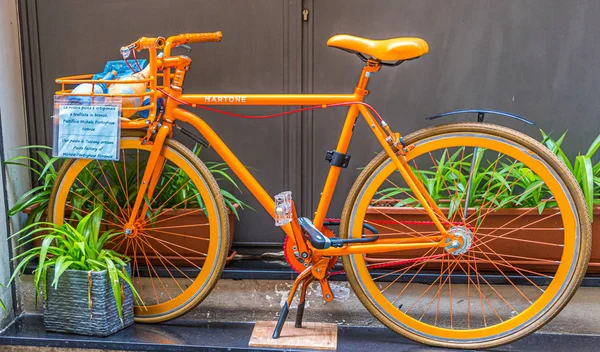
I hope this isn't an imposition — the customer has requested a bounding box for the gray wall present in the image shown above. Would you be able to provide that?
[308,0,600,219]
[19,0,600,250]
[1,0,31,327]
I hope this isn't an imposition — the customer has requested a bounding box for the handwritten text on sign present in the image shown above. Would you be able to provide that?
[57,105,120,160]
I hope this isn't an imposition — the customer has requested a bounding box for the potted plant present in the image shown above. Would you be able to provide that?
[7,207,141,336]
[366,130,600,273]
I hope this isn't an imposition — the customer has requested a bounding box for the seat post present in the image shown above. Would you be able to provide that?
[355,59,381,95]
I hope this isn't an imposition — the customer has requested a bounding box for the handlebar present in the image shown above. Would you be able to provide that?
[121,32,222,58]
[179,31,222,44]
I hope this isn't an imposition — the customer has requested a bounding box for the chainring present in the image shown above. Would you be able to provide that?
[283,226,337,274]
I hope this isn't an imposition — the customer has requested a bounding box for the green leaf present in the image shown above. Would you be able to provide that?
[51,257,74,289]
[576,155,594,219]
[586,134,600,158]
[104,258,123,321]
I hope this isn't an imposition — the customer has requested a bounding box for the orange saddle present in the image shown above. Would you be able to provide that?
[327,34,429,62]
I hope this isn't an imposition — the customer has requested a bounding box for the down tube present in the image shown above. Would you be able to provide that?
[173,108,295,238]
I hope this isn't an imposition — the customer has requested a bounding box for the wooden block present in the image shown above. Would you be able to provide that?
[249,321,337,350]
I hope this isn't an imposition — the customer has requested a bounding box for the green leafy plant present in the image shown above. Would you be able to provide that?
[541,130,600,218]
[375,130,600,219]
[4,146,61,227]
[7,207,142,321]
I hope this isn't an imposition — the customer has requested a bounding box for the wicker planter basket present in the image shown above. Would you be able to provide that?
[43,265,134,336]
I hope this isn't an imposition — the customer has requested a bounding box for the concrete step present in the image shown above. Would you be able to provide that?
[19,275,600,335]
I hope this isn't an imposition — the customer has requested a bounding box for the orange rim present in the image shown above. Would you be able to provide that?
[50,137,224,320]
[346,132,581,342]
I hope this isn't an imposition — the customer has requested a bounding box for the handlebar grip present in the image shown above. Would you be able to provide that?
[185,32,223,44]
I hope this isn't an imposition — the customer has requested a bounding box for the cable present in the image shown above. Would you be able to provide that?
[132,50,143,71]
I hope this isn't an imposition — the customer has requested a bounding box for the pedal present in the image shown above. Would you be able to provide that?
[274,191,293,226]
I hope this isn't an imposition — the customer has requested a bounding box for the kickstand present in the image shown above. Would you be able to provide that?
[272,266,313,339]
[295,277,315,328]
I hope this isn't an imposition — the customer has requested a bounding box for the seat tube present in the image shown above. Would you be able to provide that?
[312,64,377,229]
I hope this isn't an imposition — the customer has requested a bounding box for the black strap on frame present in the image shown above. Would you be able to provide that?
[325,150,351,168]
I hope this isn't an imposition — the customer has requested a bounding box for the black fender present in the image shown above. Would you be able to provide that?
[426,109,535,125]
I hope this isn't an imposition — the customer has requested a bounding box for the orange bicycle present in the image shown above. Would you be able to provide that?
[49,32,591,349]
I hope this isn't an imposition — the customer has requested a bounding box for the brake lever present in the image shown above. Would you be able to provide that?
[176,44,192,52]
[120,43,136,58]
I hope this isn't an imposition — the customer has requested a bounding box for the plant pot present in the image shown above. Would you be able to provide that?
[114,206,237,266]
[43,265,134,336]
[364,206,600,274]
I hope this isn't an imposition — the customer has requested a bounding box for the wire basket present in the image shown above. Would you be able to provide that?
[55,47,166,123]
[56,74,160,119]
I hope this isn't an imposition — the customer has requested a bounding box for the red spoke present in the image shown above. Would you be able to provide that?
[382,177,449,225]
[131,239,144,302]
[464,160,521,224]
[468,253,553,280]
[65,203,122,228]
[74,178,125,224]
[364,219,436,238]
[371,208,441,241]
[455,260,503,324]
[468,169,539,228]
[412,259,460,319]
[462,260,517,313]
[472,250,487,326]
[474,230,563,247]
[475,247,533,304]
[144,208,206,227]
[136,234,193,285]
[471,249,559,265]
[146,223,210,232]
[391,252,439,306]
[90,161,129,220]
[122,150,131,213]
[150,166,180,205]
[139,232,203,269]
[467,251,471,328]
[134,237,172,302]
[143,179,193,223]
[111,160,129,214]
[473,209,560,249]
[374,247,438,282]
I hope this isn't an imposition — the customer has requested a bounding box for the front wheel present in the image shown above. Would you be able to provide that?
[340,123,591,349]
[49,132,230,323]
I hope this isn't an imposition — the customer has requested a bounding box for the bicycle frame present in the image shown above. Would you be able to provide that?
[124,60,451,260]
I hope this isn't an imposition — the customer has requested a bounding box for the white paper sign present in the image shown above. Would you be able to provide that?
[55,104,120,160]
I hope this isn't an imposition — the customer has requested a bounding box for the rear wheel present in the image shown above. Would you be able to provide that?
[341,123,591,349]
[49,133,229,323]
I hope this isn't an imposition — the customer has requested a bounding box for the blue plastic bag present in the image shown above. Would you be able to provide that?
[92,60,148,80]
